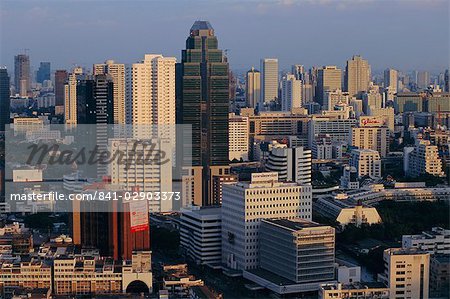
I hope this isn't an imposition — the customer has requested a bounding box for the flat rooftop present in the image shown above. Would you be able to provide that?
[262,218,323,231]
[321,281,387,290]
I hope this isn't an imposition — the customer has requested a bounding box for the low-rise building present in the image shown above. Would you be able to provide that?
[0,258,52,296]
[162,264,204,297]
[402,227,450,255]
[319,282,389,299]
[430,254,450,297]
[314,194,381,227]
[180,206,221,267]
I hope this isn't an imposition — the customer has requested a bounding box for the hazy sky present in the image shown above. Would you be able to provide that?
[0,0,449,74]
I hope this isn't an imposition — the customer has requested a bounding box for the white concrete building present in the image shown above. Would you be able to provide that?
[402,227,450,255]
[350,126,389,157]
[180,206,221,266]
[379,248,430,299]
[127,54,176,143]
[350,149,381,178]
[265,144,311,185]
[312,135,333,160]
[109,138,172,213]
[404,140,444,178]
[228,113,249,161]
[94,60,126,125]
[221,172,312,270]
[281,74,302,111]
[308,117,357,147]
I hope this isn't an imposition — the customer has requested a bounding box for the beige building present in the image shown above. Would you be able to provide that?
[362,86,383,114]
[246,67,260,108]
[229,113,249,161]
[379,248,429,299]
[384,68,398,92]
[350,149,381,178]
[94,60,126,125]
[260,58,279,109]
[53,251,152,295]
[368,107,395,131]
[64,67,83,124]
[351,126,389,157]
[404,140,444,177]
[128,54,176,140]
[317,66,342,106]
[0,259,51,295]
[281,74,302,111]
[319,282,389,299]
[323,89,350,111]
[314,194,382,227]
[345,55,371,97]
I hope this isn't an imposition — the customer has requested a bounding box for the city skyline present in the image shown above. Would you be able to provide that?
[0,0,449,73]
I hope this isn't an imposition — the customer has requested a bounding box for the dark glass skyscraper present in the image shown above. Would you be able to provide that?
[36,62,51,84]
[176,21,229,205]
[14,54,30,97]
[0,68,10,132]
[54,70,68,108]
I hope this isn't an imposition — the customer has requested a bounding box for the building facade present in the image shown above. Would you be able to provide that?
[350,149,381,178]
[260,58,279,109]
[246,67,260,108]
[221,173,312,270]
[176,21,230,206]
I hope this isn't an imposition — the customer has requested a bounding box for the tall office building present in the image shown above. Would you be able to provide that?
[316,66,342,108]
[64,67,83,124]
[72,189,151,260]
[0,68,10,131]
[265,144,312,185]
[0,68,9,204]
[222,172,312,270]
[260,58,279,109]
[176,21,230,206]
[344,55,371,97]
[94,60,126,124]
[128,54,175,128]
[54,70,68,112]
[379,248,430,299]
[245,67,260,108]
[291,64,305,81]
[417,71,430,89]
[75,74,114,177]
[36,62,51,84]
[384,68,398,92]
[445,69,449,92]
[281,74,302,111]
[14,54,31,97]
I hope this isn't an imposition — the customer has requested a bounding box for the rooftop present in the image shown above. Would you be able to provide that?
[262,218,323,231]
[190,21,214,31]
